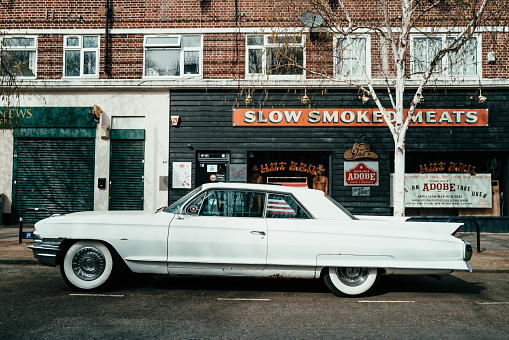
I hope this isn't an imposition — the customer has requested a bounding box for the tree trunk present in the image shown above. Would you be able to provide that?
[392,131,406,217]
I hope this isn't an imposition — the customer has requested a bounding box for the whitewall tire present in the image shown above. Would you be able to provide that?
[324,267,380,297]
[60,241,119,291]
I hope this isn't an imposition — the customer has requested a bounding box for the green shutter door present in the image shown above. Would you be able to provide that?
[109,139,144,210]
[14,138,95,223]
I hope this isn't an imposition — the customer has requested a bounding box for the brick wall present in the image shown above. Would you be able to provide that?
[1,0,508,81]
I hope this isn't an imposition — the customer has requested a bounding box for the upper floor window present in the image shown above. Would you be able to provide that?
[143,35,202,77]
[246,34,305,79]
[411,34,480,77]
[334,35,370,78]
[1,36,37,77]
[64,36,99,77]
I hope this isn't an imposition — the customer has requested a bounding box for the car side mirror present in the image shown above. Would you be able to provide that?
[176,206,185,219]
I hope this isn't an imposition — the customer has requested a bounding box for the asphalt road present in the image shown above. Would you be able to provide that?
[1,264,508,339]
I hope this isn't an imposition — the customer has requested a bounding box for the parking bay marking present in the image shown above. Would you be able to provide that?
[70,294,125,297]
[358,300,415,303]
[217,298,270,301]
[478,302,509,305]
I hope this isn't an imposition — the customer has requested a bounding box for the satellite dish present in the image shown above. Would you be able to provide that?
[300,11,324,28]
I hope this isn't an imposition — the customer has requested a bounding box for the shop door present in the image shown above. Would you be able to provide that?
[196,152,229,186]
[13,138,95,223]
[109,139,145,210]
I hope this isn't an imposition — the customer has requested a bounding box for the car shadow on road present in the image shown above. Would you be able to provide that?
[375,273,485,296]
[114,273,331,295]
[112,272,484,298]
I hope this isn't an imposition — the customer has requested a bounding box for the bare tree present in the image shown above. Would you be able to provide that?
[0,43,21,107]
[245,0,507,216]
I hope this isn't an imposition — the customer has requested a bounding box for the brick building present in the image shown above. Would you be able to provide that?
[1,1,508,229]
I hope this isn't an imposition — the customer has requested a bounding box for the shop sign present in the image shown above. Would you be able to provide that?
[390,173,492,208]
[257,161,321,175]
[344,161,379,186]
[352,187,371,196]
[232,108,488,127]
[0,107,96,129]
[419,162,476,175]
[344,143,378,160]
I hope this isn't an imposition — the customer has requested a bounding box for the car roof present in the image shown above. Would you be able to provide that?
[199,182,352,220]
[201,182,320,195]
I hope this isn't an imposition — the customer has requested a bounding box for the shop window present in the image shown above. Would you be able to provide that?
[1,36,37,77]
[411,34,480,78]
[143,35,202,77]
[197,190,265,218]
[63,36,99,77]
[334,35,370,78]
[266,194,310,219]
[246,34,305,79]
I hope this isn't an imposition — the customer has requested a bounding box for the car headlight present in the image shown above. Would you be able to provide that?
[464,241,473,262]
[32,231,42,243]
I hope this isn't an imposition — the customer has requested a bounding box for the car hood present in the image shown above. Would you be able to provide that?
[35,210,172,227]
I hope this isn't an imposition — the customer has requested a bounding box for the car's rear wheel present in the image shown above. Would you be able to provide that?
[60,241,119,291]
[323,267,380,297]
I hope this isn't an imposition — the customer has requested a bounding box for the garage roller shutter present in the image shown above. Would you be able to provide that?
[14,138,95,223]
[109,139,144,210]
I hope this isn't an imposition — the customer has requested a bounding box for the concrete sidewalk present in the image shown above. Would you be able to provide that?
[0,226,508,272]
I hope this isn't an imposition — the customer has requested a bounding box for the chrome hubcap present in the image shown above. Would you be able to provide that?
[72,246,106,281]
[335,267,370,287]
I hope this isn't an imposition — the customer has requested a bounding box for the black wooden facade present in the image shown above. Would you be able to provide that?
[169,89,509,216]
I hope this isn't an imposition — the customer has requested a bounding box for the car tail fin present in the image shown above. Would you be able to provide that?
[452,224,464,236]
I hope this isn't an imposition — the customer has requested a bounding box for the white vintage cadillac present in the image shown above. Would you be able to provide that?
[29,183,472,297]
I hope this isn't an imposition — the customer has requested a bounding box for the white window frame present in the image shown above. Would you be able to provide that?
[1,35,37,78]
[333,34,371,79]
[245,33,306,80]
[63,35,100,78]
[410,33,482,79]
[143,35,203,78]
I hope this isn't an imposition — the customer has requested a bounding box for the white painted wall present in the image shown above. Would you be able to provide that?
[0,130,14,217]
[0,90,170,215]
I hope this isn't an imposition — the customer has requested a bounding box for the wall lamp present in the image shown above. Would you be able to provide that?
[470,89,487,103]
[300,89,310,104]
[245,90,253,104]
[358,90,370,104]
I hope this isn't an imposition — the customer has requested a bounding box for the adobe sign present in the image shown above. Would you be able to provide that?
[344,161,379,186]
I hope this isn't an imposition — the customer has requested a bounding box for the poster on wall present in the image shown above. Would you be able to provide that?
[172,162,192,188]
[344,161,379,186]
[390,173,492,208]
[230,164,247,182]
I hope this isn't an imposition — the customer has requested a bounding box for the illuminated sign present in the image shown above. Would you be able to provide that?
[232,108,489,127]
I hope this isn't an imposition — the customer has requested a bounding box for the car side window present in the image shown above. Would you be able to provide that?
[266,194,310,219]
[198,190,265,218]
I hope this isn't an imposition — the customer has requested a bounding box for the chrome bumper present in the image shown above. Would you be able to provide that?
[28,240,63,267]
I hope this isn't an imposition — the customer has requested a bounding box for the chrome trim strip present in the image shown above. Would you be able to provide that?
[28,241,63,267]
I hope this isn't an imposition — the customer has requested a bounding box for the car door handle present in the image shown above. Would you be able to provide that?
[250,231,266,236]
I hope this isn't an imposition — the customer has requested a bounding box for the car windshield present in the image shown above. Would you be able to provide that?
[326,195,357,220]
[163,186,203,213]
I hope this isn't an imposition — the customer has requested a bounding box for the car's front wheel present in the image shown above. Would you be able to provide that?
[60,241,120,291]
[323,267,380,297]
